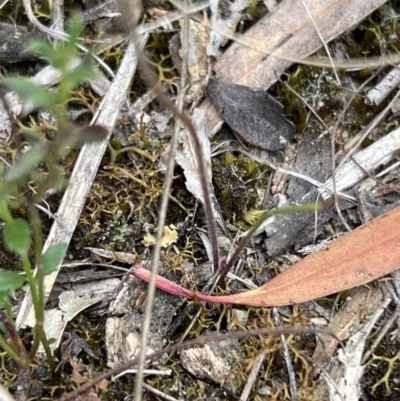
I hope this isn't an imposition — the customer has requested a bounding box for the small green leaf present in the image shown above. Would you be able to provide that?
[4,77,58,108]
[0,270,26,293]
[5,142,47,182]
[3,219,31,255]
[63,67,96,93]
[64,15,83,54]
[0,292,9,307]
[46,337,57,346]
[26,41,57,61]
[42,244,67,275]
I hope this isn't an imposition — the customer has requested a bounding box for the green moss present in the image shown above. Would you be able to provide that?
[275,66,311,132]
[212,151,269,228]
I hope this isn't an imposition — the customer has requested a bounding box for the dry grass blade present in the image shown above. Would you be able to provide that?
[131,2,190,397]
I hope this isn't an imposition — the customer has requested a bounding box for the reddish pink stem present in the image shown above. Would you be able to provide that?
[130,265,237,304]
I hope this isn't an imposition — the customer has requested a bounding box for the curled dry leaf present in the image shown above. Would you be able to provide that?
[131,205,400,306]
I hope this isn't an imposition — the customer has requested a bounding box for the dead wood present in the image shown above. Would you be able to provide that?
[0,23,43,63]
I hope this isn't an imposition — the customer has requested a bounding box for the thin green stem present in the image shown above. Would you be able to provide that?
[0,201,13,222]
[0,333,20,363]
[25,205,54,367]
[40,331,55,371]
[5,300,14,321]
[19,254,42,362]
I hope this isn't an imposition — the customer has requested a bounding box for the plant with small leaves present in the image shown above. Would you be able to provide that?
[0,15,107,370]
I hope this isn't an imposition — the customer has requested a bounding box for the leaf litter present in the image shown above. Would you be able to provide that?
[2,0,400,400]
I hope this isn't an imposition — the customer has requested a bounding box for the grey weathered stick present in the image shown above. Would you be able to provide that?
[365,65,400,106]
[16,38,141,329]
[320,126,400,200]
[238,350,266,401]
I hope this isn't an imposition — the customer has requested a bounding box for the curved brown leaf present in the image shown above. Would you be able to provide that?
[222,205,400,305]
[132,205,400,306]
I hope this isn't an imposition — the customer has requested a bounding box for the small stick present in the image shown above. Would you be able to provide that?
[239,350,267,401]
[273,307,298,401]
[142,383,182,401]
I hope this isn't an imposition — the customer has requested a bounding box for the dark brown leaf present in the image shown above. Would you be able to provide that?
[207,78,295,151]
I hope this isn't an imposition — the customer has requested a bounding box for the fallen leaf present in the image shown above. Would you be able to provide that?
[201,0,388,136]
[207,78,295,151]
[131,205,400,306]
[214,0,388,88]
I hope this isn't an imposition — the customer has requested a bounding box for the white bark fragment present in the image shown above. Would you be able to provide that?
[320,127,400,199]
[365,64,400,106]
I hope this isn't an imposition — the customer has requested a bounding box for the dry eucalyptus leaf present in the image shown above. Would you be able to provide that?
[132,205,400,306]
[202,0,387,136]
[207,78,295,151]
[214,0,388,88]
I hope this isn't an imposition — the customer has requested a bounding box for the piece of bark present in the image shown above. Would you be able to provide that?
[106,261,184,368]
[312,286,384,375]
[180,341,243,392]
[207,78,295,151]
[0,23,43,63]
[365,64,400,106]
[314,286,391,400]
[264,140,335,256]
